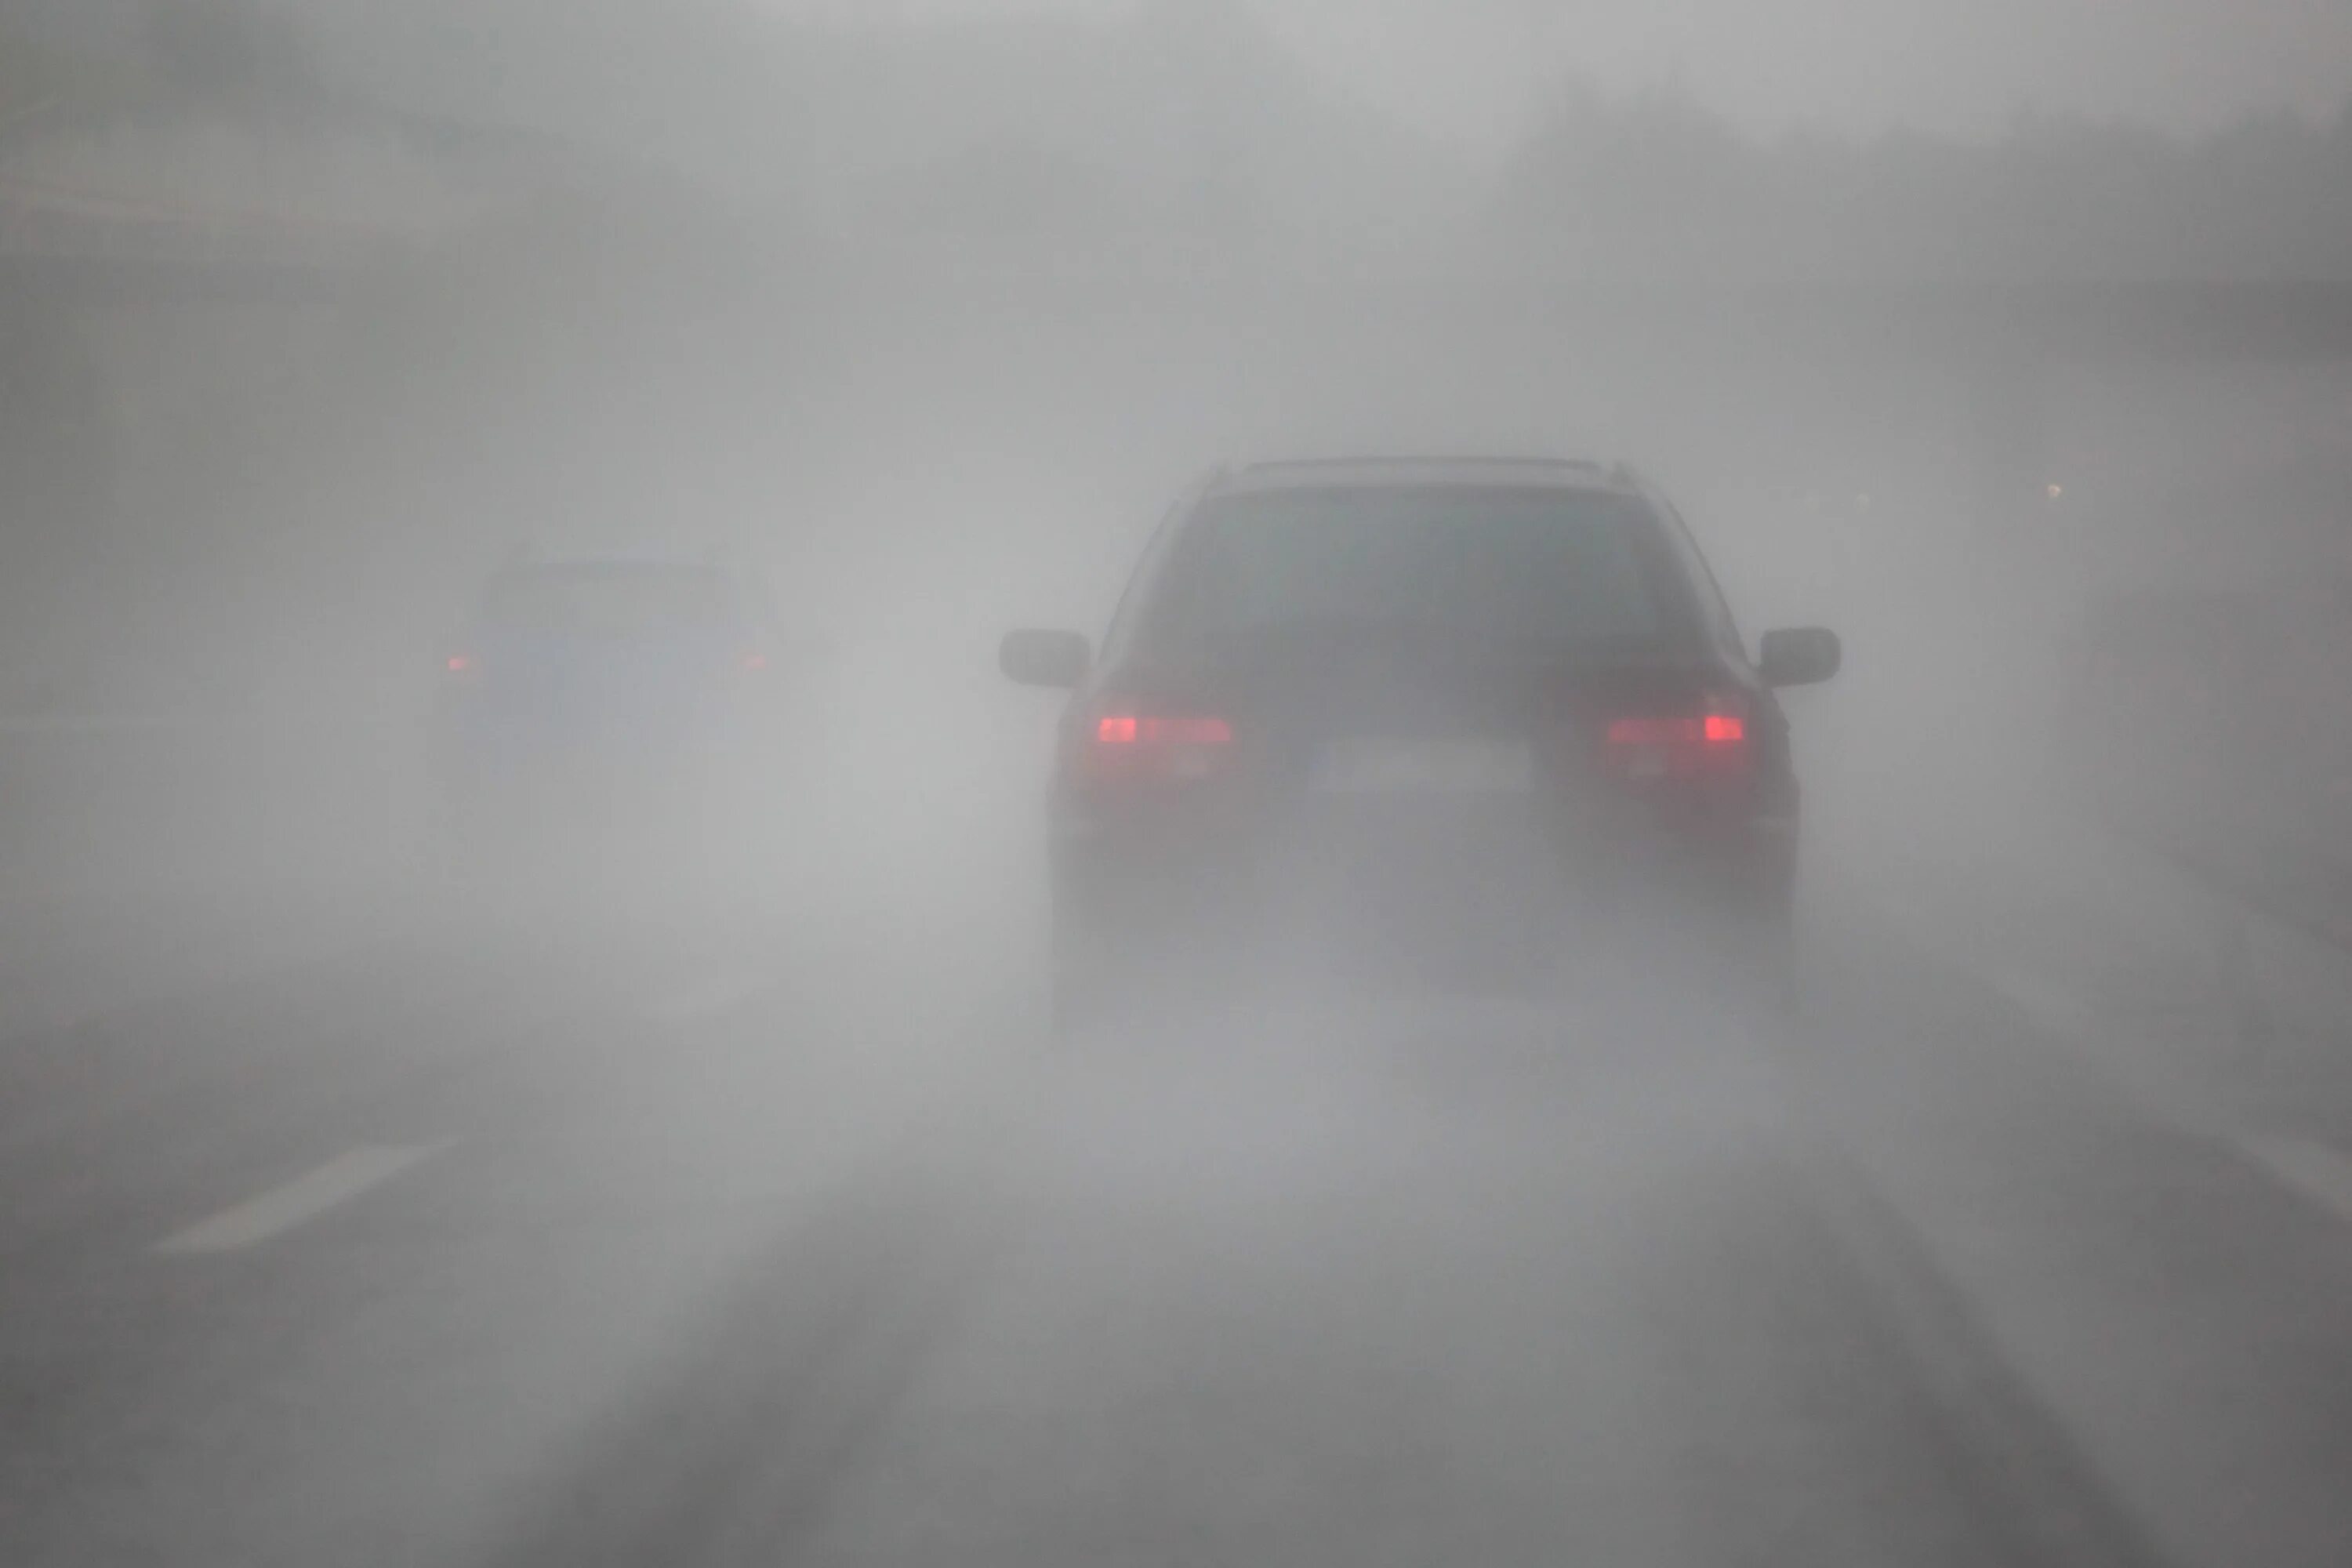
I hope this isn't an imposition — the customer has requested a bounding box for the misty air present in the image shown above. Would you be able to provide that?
[0,2,2347,1564]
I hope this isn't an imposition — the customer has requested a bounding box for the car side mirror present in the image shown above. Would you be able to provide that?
[1000,628,1091,689]
[1759,626,1842,688]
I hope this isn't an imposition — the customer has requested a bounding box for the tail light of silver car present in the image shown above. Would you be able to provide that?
[1078,706,1236,786]
[1602,694,1753,782]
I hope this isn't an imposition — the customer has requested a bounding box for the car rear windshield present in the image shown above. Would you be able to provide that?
[482,565,740,637]
[1144,486,1696,658]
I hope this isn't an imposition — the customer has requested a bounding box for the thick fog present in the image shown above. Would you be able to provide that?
[2,4,2350,1566]
[2,0,2345,1208]
[7,0,2348,917]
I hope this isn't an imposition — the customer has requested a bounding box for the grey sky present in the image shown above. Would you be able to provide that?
[775,0,2352,148]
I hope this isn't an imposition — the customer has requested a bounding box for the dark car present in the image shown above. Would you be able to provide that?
[434,554,787,867]
[999,458,1841,1030]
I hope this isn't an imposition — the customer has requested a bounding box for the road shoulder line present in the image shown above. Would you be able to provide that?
[158,1144,442,1255]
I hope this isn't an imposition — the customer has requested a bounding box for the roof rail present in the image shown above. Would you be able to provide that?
[1232,454,1610,473]
[1615,462,1675,500]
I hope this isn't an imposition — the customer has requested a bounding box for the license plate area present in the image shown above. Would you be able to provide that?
[1312,736,1536,796]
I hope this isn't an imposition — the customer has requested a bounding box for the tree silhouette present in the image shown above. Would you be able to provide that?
[1503,85,2352,282]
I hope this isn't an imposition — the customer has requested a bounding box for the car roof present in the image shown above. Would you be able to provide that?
[494,554,735,575]
[1208,456,1641,498]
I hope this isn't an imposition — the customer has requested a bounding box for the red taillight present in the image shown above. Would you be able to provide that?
[1084,708,1234,783]
[1096,714,1232,747]
[739,650,770,673]
[1605,714,1744,746]
[445,653,476,677]
[1605,701,1750,779]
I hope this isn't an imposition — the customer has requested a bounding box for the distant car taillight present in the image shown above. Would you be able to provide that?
[739,650,770,673]
[1604,698,1751,780]
[445,653,478,680]
[1082,708,1235,784]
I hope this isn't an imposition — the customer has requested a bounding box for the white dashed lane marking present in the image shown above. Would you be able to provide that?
[1979,961,2352,1216]
[1863,891,2352,1232]
[2241,1137,2352,1229]
[1983,967,2100,1042]
[158,1145,443,1256]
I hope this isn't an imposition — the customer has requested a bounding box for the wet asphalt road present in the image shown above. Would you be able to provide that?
[0,874,2348,1568]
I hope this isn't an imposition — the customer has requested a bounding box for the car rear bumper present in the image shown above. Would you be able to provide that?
[1050,791,1794,1000]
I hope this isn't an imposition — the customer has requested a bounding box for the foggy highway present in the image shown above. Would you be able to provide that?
[0,691,2346,1568]
[5,2,2352,1563]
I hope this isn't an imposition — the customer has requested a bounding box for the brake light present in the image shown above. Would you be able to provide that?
[1096,714,1232,747]
[445,653,477,678]
[1605,701,1750,779]
[1084,708,1234,782]
[739,650,769,673]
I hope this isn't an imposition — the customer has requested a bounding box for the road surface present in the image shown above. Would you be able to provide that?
[0,854,2347,1568]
